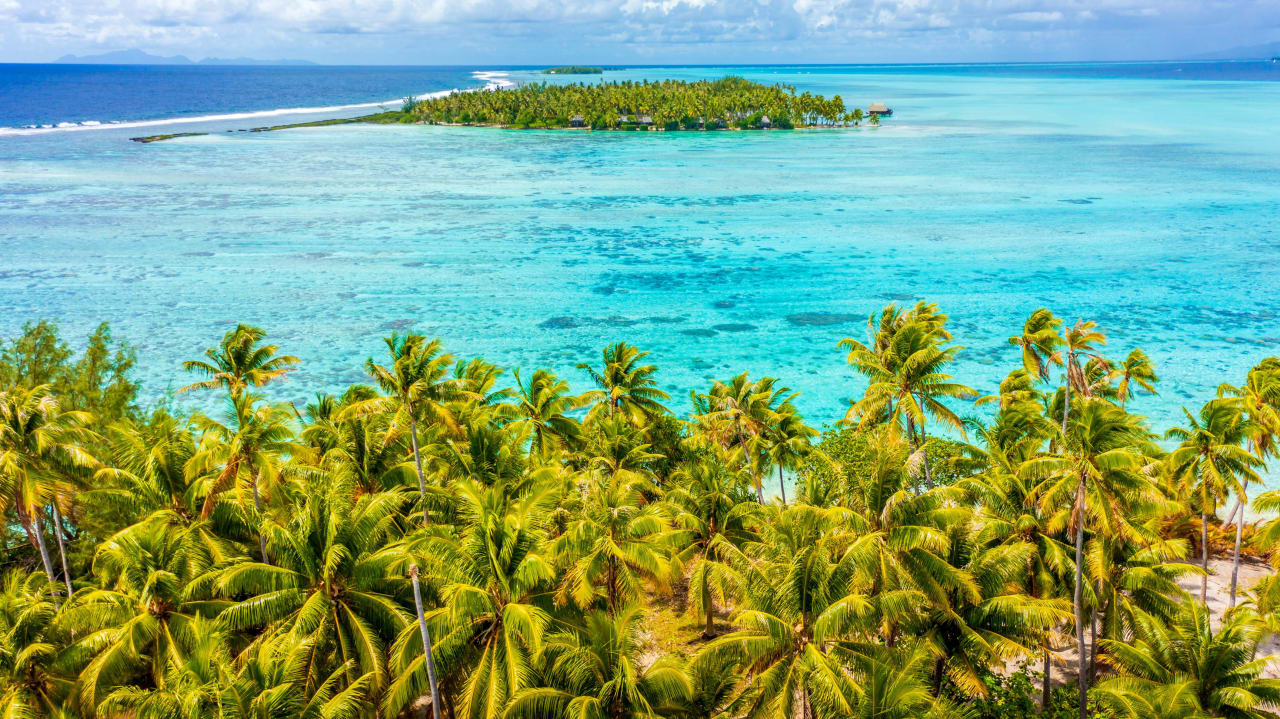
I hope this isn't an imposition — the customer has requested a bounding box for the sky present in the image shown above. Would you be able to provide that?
[1,0,1277,64]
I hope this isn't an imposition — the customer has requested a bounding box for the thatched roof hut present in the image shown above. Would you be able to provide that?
[868,102,892,116]
[570,114,585,127]
[760,115,772,128]
[637,115,652,125]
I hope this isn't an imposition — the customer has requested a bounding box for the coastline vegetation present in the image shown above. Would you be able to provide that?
[129,131,207,143]
[406,76,875,130]
[2,304,1280,719]
[542,66,604,75]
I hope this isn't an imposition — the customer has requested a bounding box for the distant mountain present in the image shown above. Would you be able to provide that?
[55,49,193,64]
[53,49,315,66]
[1186,40,1280,61]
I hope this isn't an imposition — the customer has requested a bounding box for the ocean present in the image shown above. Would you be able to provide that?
[1,61,1278,434]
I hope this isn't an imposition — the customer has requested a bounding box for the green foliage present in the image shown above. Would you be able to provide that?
[0,320,139,423]
[959,666,1106,719]
[541,65,604,74]
[804,426,969,497]
[1,305,1278,719]
[409,76,861,129]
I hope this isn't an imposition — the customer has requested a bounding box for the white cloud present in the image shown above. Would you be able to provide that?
[3,0,1279,61]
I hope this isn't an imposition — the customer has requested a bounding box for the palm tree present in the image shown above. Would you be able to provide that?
[1094,601,1280,719]
[694,503,866,719]
[1008,308,1063,382]
[1221,360,1280,605]
[553,476,671,615]
[1167,399,1262,604]
[0,569,69,716]
[584,416,663,488]
[57,512,231,712]
[668,456,758,637]
[506,606,691,719]
[0,384,98,597]
[300,387,410,495]
[1023,398,1156,719]
[222,632,375,719]
[841,310,974,489]
[765,396,817,506]
[510,368,586,460]
[188,393,296,561]
[1112,349,1159,409]
[1057,320,1107,436]
[216,475,411,692]
[92,411,199,520]
[903,520,1072,698]
[578,342,671,423]
[95,615,232,719]
[180,324,298,398]
[385,479,558,719]
[346,333,462,525]
[960,414,1073,706]
[692,373,796,503]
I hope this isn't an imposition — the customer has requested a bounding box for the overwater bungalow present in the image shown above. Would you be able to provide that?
[868,102,892,117]
[570,114,585,127]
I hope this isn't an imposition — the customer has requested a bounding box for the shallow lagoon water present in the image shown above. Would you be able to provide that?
[1,63,1278,433]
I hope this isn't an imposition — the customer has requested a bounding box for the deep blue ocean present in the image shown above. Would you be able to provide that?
[1,61,1279,446]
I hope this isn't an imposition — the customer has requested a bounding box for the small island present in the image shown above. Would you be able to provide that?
[130,79,889,143]
[542,65,604,75]
[405,76,881,130]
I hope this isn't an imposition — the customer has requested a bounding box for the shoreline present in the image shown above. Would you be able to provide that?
[1,69,514,138]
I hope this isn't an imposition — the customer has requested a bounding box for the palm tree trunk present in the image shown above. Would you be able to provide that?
[606,558,619,615]
[409,414,430,526]
[931,655,945,696]
[754,472,765,504]
[1231,487,1247,607]
[915,393,935,489]
[703,574,715,637]
[1088,608,1099,681]
[1073,478,1087,719]
[1228,481,1249,603]
[250,466,268,563]
[1223,496,1243,529]
[29,512,56,586]
[1201,511,1209,603]
[1042,648,1053,709]
[410,564,441,719]
[920,424,933,489]
[777,464,787,507]
[1061,364,1072,438]
[49,503,74,597]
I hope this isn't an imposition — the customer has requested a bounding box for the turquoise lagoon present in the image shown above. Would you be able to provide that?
[1,63,1278,433]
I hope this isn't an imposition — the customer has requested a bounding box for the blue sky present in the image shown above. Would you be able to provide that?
[2,0,1277,64]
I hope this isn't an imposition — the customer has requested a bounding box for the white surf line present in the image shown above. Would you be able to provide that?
[0,70,519,138]
[0,85,482,138]
[471,70,516,89]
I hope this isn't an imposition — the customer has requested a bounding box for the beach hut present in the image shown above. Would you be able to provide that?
[760,115,772,128]
[617,114,631,125]
[637,115,653,126]
[570,114,585,127]
[868,102,893,117]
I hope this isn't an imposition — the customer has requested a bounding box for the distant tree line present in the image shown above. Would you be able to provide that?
[407,76,877,130]
[541,66,604,75]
